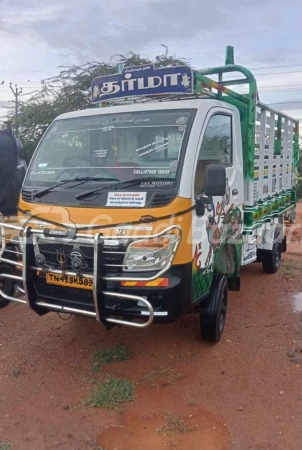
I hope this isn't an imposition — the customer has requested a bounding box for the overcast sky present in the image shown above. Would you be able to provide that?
[1,0,302,123]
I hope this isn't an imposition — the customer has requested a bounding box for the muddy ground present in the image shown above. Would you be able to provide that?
[1,206,302,450]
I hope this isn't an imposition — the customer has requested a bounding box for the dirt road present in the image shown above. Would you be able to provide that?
[1,207,302,450]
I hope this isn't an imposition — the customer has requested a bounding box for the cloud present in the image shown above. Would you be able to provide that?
[1,0,226,62]
[2,0,301,65]
[0,100,10,108]
[1,0,302,67]
[1,0,302,119]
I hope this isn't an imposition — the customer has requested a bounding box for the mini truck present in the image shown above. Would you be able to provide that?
[0,46,299,341]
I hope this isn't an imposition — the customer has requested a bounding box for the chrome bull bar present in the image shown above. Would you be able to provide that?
[0,222,180,328]
[0,273,26,304]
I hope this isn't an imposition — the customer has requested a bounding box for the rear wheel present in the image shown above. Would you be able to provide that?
[0,264,15,309]
[200,274,228,343]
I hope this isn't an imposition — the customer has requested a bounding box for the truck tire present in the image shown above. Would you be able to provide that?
[262,238,282,274]
[200,274,228,343]
[0,263,15,308]
[281,236,287,253]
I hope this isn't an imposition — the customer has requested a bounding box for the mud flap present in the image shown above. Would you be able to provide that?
[227,277,240,291]
[281,236,287,253]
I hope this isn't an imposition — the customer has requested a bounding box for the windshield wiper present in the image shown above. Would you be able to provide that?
[75,177,172,201]
[34,176,119,199]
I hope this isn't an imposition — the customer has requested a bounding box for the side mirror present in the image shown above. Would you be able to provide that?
[204,164,226,197]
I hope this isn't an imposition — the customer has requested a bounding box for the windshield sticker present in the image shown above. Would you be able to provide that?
[136,136,171,158]
[106,192,147,208]
[83,117,152,127]
[133,168,170,175]
[31,170,56,176]
[50,125,59,133]
[170,159,178,168]
[38,163,48,168]
[134,118,151,124]
[140,180,174,188]
[100,126,114,132]
[176,116,188,125]
[93,149,108,158]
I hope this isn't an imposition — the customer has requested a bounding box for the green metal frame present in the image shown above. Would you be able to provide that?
[99,47,299,218]
[191,47,299,220]
[192,49,258,183]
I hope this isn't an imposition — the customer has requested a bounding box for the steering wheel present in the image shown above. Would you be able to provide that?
[63,157,92,168]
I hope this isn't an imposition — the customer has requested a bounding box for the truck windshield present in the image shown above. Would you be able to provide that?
[26,110,195,188]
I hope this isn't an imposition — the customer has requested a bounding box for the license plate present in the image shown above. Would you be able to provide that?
[46,273,93,290]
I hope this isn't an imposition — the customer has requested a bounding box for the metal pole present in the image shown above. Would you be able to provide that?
[15,88,18,138]
[9,83,22,138]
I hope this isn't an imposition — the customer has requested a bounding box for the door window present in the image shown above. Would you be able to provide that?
[194,114,232,194]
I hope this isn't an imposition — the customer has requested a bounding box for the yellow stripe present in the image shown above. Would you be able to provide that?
[122,278,167,287]
[146,279,161,287]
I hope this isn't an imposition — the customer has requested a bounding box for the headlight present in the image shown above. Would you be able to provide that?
[123,234,179,272]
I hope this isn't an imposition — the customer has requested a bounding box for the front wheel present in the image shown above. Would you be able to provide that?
[0,264,15,309]
[199,274,228,343]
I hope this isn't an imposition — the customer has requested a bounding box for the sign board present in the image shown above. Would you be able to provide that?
[106,191,147,207]
[91,64,194,103]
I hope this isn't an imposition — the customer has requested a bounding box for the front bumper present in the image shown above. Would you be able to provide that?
[0,223,186,328]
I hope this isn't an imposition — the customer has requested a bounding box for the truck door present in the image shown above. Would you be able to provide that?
[192,108,244,302]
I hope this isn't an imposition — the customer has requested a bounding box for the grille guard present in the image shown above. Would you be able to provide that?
[0,222,181,328]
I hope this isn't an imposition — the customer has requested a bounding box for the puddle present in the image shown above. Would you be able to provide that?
[293,293,302,313]
[97,410,232,450]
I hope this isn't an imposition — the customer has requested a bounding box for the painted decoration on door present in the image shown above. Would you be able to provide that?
[192,179,242,301]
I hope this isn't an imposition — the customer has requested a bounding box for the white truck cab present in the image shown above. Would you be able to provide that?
[0,46,299,342]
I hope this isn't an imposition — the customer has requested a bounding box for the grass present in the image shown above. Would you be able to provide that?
[10,369,22,378]
[188,400,197,407]
[85,444,104,450]
[143,367,182,388]
[85,376,135,409]
[157,413,190,434]
[0,443,11,450]
[92,344,131,372]
[282,264,301,272]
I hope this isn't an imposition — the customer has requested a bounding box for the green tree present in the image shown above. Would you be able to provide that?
[5,49,189,161]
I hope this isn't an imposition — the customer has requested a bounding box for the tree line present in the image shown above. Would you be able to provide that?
[3,49,188,161]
